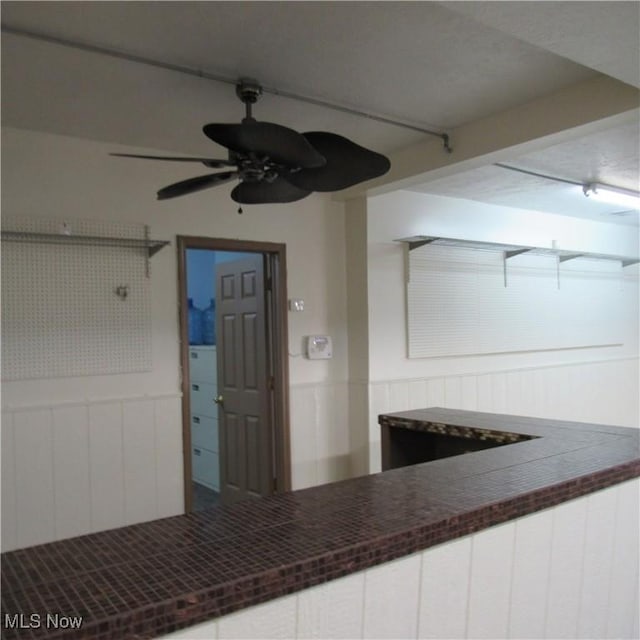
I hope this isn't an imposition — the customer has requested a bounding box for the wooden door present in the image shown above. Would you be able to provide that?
[216,254,272,505]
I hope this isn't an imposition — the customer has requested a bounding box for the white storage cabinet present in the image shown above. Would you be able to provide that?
[188,346,220,492]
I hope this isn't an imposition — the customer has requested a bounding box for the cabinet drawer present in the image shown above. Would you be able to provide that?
[188,347,217,384]
[190,381,217,418]
[191,446,219,492]
[191,414,219,452]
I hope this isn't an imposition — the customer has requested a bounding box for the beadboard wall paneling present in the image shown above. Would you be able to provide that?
[14,408,55,548]
[1,411,17,550]
[508,509,554,638]
[88,401,126,534]
[289,382,351,490]
[3,358,636,552]
[52,405,92,541]
[163,478,640,640]
[1,395,184,552]
[2,381,351,551]
[122,399,158,526]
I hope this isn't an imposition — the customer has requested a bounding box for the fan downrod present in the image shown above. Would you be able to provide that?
[236,78,262,122]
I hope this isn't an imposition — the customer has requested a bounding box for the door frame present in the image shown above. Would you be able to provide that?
[177,236,292,512]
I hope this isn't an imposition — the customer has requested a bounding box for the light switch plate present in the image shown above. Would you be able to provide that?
[289,299,305,312]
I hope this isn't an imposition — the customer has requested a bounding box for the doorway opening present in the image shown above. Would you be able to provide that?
[178,236,291,512]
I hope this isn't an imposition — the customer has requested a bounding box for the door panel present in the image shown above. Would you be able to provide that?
[222,314,237,389]
[246,416,262,495]
[225,411,240,488]
[216,254,272,505]
[243,313,258,390]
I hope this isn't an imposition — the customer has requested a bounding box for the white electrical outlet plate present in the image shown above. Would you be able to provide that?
[305,335,332,359]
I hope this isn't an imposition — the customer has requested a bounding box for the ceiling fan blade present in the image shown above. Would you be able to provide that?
[157,171,238,200]
[110,152,234,169]
[284,132,390,191]
[203,122,326,169]
[231,178,311,204]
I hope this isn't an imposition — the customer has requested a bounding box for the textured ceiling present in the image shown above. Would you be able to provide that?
[443,1,640,89]
[1,1,638,225]
[408,120,640,225]
[0,1,598,150]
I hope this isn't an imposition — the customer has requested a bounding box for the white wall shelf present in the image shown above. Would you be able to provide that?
[396,235,639,288]
[1,230,169,254]
[396,235,639,266]
[2,230,169,274]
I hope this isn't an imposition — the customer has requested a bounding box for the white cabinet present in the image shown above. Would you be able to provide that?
[189,346,220,492]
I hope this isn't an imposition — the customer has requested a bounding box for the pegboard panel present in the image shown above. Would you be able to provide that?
[1,217,152,380]
[407,244,625,358]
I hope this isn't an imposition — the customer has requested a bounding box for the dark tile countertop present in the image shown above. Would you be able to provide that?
[2,408,639,640]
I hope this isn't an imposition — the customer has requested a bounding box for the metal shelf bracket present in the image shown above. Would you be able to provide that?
[395,234,639,289]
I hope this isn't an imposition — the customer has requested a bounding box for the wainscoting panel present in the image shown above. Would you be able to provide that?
[607,479,640,639]
[1,411,17,550]
[362,553,422,639]
[508,509,554,639]
[14,408,55,548]
[419,535,472,639]
[89,401,126,534]
[289,382,350,491]
[296,571,365,639]
[52,405,92,542]
[578,486,618,639]
[467,521,516,639]
[1,394,183,552]
[155,397,185,519]
[123,399,157,526]
[545,495,589,637]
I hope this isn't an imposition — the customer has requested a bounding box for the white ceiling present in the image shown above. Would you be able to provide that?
[1,1,639,225]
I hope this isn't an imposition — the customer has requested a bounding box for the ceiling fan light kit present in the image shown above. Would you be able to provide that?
[112,78,391,206]
[582,183,640,210]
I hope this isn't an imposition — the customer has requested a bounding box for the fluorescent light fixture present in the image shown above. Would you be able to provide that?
[583,183,640,210]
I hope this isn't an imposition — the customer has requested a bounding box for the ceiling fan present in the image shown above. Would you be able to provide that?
[111,78,391,205]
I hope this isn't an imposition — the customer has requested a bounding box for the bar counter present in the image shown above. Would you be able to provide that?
[2,408,639,640]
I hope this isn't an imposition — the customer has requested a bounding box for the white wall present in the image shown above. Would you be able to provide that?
[0,127,350,550]
[164,478,640,640]
[365,190,639,471]
[3,130,639,551]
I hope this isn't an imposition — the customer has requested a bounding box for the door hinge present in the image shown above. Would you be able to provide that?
[273,478,278,492]
[266,276,273,291]
[268,375,275,391]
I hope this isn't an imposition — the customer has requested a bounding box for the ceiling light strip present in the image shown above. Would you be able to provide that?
[583,184,640,209]
[1,24,452,150]
[496,163,640,211]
